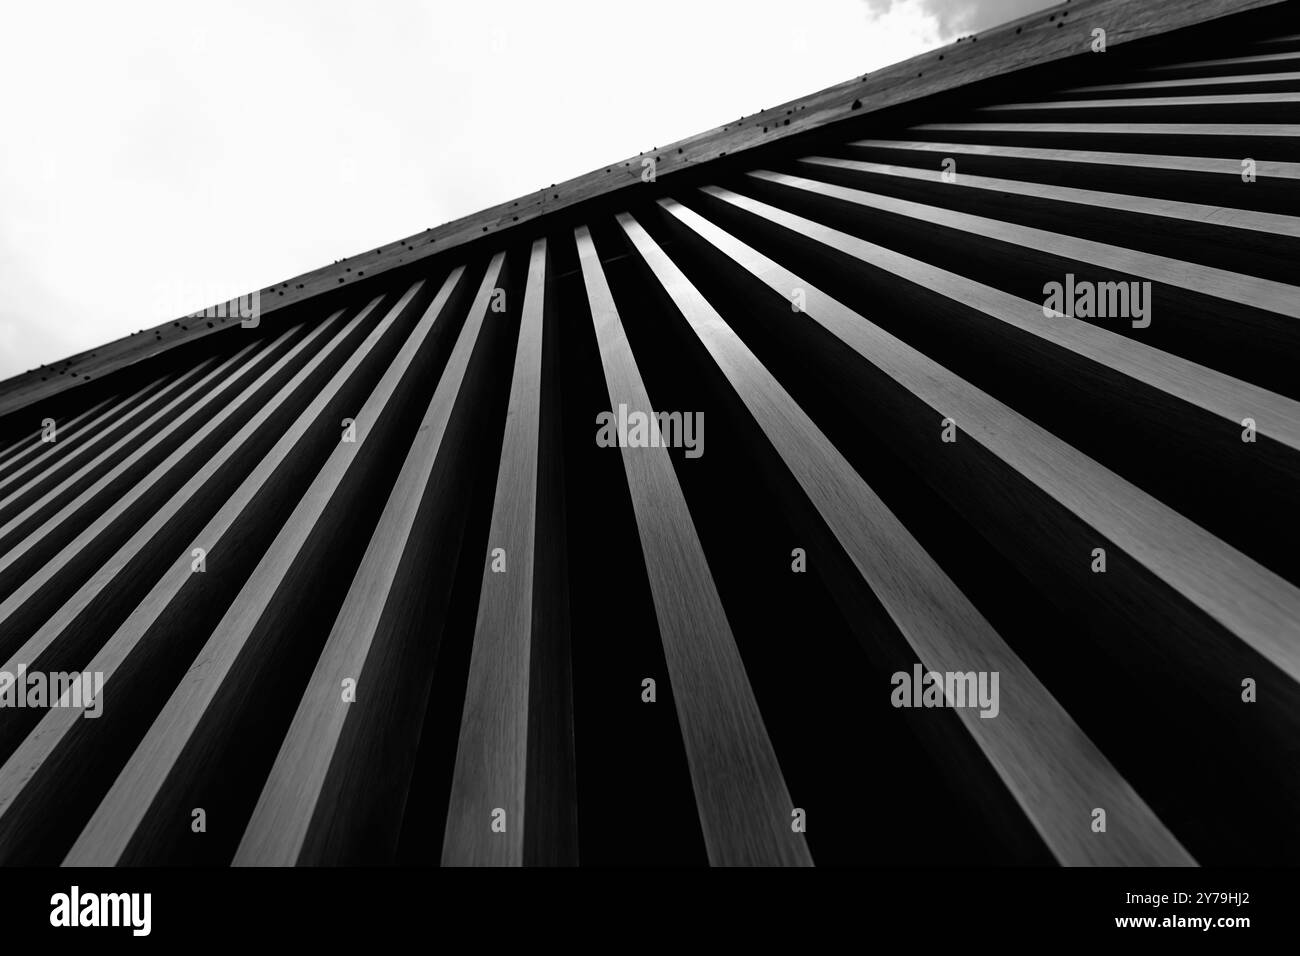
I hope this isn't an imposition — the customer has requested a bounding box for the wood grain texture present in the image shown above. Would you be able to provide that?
[626,204,1195,866]
[914,121,1300,135]
[747,169,1300,317]
[0,0,1293,868]
[0,395,120,489]
[0,367,200,517]
[0,347,256,572]
[800,155,1300,236]
[440,241,567,866]
[0,0,1281,422]
[0,292,400,863]
[60,278,450,865]
[850,138,1300,179]
[676,188,1300,687]
[232,263,494,866]
[981,91,1300,108]
[0,311,351,673]
[702,181,1300,452]
[577,224,812,867]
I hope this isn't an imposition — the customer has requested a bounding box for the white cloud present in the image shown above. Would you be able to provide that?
[859,0,1059,36]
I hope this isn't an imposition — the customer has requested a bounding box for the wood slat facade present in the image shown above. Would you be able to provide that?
[0,0,1297,866]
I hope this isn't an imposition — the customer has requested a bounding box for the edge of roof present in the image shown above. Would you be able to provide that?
[0,0,1285,419]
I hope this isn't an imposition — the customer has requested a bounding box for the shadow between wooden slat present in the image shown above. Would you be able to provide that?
[233,258,513,865]
[851,138,1300,180]
[0,288,410,864]
[440,239,577,867]
[624,204,1195,866]
[746,169,1300,319]
[0,310,351,677]
[59,276,466,865]
[0,346,257,566]
[675,188,1300,699]
[800,155,1300,237]
[575,224,811,867]
[0,395,122,488]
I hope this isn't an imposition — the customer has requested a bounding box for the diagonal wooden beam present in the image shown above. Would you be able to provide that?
[59,275,464,865]
[849,138,1300,180]
[232,256,508,866]
[621,204,1196,866]
[440,239,578,866]
[576,224,811,867]
[746,169,1300,318]
[798,155,1300,237]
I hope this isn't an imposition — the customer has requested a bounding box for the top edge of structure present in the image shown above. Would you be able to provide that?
[0,0,1287,418]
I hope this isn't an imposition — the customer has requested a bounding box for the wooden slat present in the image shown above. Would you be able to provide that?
[232,256,506,866]
[60,275,460,865]
[702,183,1300,451]
[0,375,176,501]
[980,92,1300,109]
[0,286,410,862]
[0,360,227,517]
[0,435,27,468]
[0,347,257,566]
[0,0,1292,871]
[746,169,1300,318]
[0,394,123,489]
[800,155,1300,236]
[0,0,1282,422]
[849,138,1300,179]
[439,240,564,866]
[0,396,118,464]
[913,121,1300,136]
[624,203,1194,866]
[684,186,1300,685]
[0,310,352,663]
[575,224,810,867]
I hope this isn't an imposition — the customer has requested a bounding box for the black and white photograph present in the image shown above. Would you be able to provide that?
[0,0,1295,941]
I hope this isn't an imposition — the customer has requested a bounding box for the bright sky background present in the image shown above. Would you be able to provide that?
[0,0,1052,379]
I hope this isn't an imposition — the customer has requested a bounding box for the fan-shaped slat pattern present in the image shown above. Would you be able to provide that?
[0,3,1296,867]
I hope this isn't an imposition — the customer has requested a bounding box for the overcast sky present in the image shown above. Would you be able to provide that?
[0,0,1053,379]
